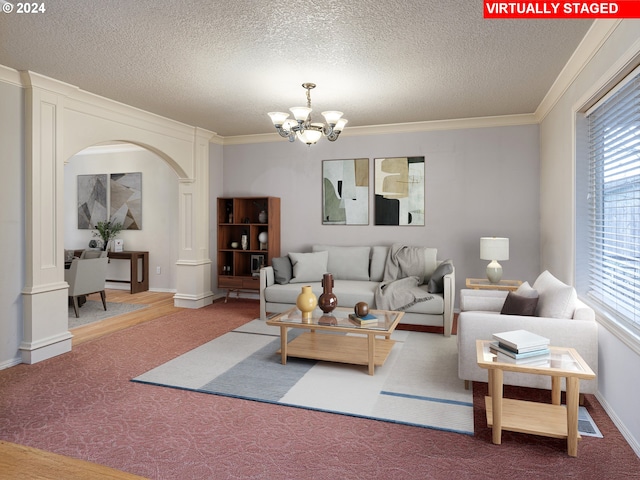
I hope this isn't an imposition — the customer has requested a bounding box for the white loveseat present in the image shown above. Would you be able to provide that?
[457,272,598,394]
[259,245,456,336]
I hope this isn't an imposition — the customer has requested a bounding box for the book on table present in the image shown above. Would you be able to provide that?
[494,351,551,366]
[492,329,550,353]
[489,341,550,360]
[348,313,378,325]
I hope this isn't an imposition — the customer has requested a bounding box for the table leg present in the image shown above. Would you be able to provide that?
[279,326,288,365]
[367,333,375,375]
[566,376,580,457]
[551,376,561,405]
[490,368,503,445]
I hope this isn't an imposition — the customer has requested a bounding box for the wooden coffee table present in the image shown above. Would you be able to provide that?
[476,340,596,457]
[266,306,404,375]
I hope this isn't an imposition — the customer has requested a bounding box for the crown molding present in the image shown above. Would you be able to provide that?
[535,19,621,122]
[220,114,538,146]
[0,64,21,86]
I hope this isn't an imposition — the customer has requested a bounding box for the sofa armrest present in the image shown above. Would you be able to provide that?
[259,266,275,321]
[460,289,508,312]
[442,266,455,336]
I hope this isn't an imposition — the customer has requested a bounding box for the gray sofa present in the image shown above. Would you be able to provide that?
[259,244,455,336]
[457,272,598,394]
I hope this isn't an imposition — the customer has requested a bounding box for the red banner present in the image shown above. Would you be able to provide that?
[484,1,640,18]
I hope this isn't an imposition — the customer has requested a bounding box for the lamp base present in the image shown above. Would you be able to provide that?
[486,261,503,284]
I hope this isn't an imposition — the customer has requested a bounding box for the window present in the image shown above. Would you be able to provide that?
[581,66,640,336]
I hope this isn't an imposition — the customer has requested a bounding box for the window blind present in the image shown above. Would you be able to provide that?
[587,68,640,332]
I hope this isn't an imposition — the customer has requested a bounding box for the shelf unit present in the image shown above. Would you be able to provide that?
[217,196,281,296]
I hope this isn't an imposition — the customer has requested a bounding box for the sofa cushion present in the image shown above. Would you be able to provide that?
[500,291,539,316]
[288,251,329,283]
[402,286,445,315]
[271,256,292,284]
[264,280,377,308]
[369,246,390,282]
[515,281,538,298]
[312,245,371,281]
[426,259,453,293]
[532,270,577,319]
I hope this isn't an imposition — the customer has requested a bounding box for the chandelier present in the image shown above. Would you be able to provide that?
[268,83,348,145]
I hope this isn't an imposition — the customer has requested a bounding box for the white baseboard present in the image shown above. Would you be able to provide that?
[595,391,640,458]
[0,356,23,370]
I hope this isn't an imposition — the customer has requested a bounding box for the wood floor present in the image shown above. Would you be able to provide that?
[71,289,183,346]
[1,289,185,480]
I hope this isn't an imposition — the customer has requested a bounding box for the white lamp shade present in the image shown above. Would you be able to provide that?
[480,237,509,261]
[296,129,322,145]
[267,111,289,126]
[289,106,312,122]
[334,118,348,132]
[321,110,343,125]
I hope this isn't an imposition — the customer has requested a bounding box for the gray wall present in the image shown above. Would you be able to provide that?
[0,81,24,368]
[220,124,541,300]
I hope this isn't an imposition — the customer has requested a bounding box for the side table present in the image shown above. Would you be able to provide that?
[476,340,596,457]
[466,278,522,292]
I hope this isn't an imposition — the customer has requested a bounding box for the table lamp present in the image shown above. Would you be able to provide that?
[480,237,509,283]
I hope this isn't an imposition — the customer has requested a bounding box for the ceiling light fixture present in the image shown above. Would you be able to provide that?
[268,83,348,145]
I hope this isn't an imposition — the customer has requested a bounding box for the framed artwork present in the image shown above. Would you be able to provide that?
[77,174,108,229]
[110,172,142,230]
[374,156,425,226]
[322,158,369,225]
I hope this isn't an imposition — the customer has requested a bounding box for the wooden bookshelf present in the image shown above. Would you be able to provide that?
[217,197,280,297]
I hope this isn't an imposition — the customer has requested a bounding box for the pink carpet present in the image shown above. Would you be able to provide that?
[0,299,638,479]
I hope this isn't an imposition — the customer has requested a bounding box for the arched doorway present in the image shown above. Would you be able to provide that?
[21,72,214,364]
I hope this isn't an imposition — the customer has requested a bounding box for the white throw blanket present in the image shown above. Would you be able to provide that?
[375,244,433,311]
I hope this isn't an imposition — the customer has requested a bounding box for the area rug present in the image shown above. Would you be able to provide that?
[133,319,474,435]
[68,300,148,329]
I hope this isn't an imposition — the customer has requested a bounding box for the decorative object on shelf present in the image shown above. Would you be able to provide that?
[258,210,268,223]
[296,285,317,321]
[231,242,239,249]
[258,231,268,250]
[251,254,265,277]
[241,231,248,250]
[113,239,124,252]
[322,158,369,225]
[268,83,348,145]
[318,273,338,313]
[92,220,123,251]
[88,239,98,248]
[374,157,425,226]
[480,236,509,283]
[354,301,369,317]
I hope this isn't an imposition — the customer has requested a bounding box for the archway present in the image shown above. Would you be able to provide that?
[20,71,214,364]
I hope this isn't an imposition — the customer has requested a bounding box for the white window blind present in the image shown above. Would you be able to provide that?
[586,67,640,333]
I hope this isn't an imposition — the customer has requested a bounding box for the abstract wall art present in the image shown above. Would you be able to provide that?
[322,158,369,225]
[77,174,108,229]
[374,156,425,226]
[110,172,142,230]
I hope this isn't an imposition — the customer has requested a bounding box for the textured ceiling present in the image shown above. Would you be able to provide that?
[0,1,593,138]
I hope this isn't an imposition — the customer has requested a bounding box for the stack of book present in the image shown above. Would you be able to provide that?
[490,329,551,365]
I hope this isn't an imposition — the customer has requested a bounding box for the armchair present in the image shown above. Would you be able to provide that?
[65,257,109,318]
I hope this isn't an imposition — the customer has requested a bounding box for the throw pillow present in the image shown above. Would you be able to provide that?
[500,291,539,316]
[515,281,539,299]
[288,251,329,283]
[426,259,453,293]
[532,270,577,319]
[271,256,292,285]
[311,245,371,281]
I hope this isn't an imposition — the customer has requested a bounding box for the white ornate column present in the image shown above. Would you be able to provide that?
[173,128,214,308]
[20,72,77,363]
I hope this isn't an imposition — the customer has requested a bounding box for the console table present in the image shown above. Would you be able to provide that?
[107,251,149,294]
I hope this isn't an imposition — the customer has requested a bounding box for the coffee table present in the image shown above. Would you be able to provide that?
[266,306,404,375]
[476,340,596,457]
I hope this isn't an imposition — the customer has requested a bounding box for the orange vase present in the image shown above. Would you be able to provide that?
[296,285,317,321]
